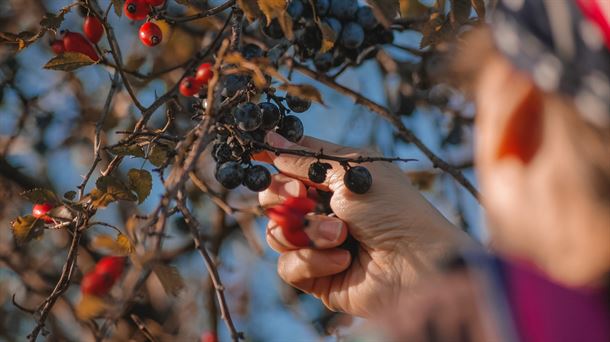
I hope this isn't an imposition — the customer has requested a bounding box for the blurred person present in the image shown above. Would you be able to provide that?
[258,0,610,341]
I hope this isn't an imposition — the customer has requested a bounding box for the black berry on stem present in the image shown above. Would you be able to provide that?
[344,166,372,194]
[286,95,311,113]
[308,162,332,184]
[215,161,245,189]
[243,165,272,192]
[276,115,304,142]
[259,102,282,130]
[234,102,262,132]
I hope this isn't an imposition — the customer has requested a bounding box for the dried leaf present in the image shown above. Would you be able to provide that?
[40,12,65,32]
[90,175,137,207]
[152,263,185,296]
[112,0,124,17]
[108,144,145,158]
[91,233,135,256]
[367,0,399,28]
[10,215,45,245]
[277,12,294,40]
[128,169,152,204]
[471,0,485,18]
[20,188,60,205]
[279,83,324,104]
[64,190,77,200]
[90,188,116,208]
[400,0,429,19]
[148,143,172,167]
[257,0,287,23]
[317,21,337,53]
[238,0,263,21]
[450,0,471,25]
[44,52,96,71]
[76,295,108,320]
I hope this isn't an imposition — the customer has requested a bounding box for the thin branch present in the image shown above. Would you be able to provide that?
[162,0,235,24]
[130,314,160,342]
[188,171,262,216]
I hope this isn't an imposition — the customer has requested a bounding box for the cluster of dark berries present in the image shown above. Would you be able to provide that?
[308,161,372,194]
[261,0,394,72]
[123,0,165,46]
[212,93,311,192]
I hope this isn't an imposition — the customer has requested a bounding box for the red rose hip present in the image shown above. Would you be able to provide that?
[83,16,104,43]
[146,0,166,6]
[139,22,163,47]
[124,0,150,21]
[50,39,65,54]
[63,31,99,61]
[95,256,125,281]
[81,271,114,296]
[32,203,54,223]
[179,76,201,97]
[195,63,214,85]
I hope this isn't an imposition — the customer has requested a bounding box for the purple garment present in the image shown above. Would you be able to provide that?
[501,260,610,342]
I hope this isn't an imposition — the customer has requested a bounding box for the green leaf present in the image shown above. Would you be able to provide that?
[148,144,172,167]
[10,215,45,245]
[152,263,185,296]
[112,0,124,17]
[20,188,60,205]
[128,169,152,204]
[108,144,145,158]
[44,52,96,71]
[40,12,65,32]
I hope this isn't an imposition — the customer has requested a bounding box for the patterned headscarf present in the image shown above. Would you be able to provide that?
[492,0,610,128]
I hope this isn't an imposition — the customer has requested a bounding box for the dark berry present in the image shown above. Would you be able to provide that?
[398,95,416,116]
[330,0,358,19]
[139,22,163,47]
[295,25,322,51]
[234,102,262,131]
[340,22,364,49]
[258,102,282,130]
[212,142,233,163]
[356,6,378,29]
[285,95,311,113]
[246,129,267,143]
[287,0,305,19]
[315,0,330,15]
[308,162,332,183]
[243,165,272,192]
[215,161,244,189]
[338,46,359,62]
[323,17,342,36]
[277,115,304,142]
[380,28,394,44]
[262,18,284,39]
[332,49,346,67]
[241,43,263,59]
[344,166,372,194]
[314,52,334,72]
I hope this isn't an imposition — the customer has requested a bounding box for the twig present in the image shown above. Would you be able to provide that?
[162,0,235,24]
[188,171,262,216]
[176,194,244,341]
[292,63,481,200]
[130,314,160,342]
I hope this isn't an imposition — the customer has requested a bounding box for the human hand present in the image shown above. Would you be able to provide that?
[259,132,474,317]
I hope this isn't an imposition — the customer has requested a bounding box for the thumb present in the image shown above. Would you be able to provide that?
[264,131,347,191]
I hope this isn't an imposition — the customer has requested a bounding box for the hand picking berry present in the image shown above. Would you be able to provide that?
[344,166,373,194]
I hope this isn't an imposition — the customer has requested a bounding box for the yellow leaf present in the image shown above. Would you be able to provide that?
[152,263,185,296]
[92,233,135,256]
[279,83,324,104]
[257,0,287,23]
[127,169,152,204]
[238,0,262,21]
[43,52,96,71]
[116,233,135,255]
[76,295,108,320]
[148,143,173,167]
[10,215,45,245]
[277,12,294,40]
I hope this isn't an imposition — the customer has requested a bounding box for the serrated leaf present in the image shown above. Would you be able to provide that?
[128,169,152,204]
[21,188,60,205]
[471,0,485,18]
[10,215,45,245]
[148,144,172,167]
[64,190,76,200]
[238,0,262,21]
[367,0,399,28]
[44,52,96,71]
[112,0,124,17]
[258,0,287,23]
[152,263,185,296]
[108,144,145,158]
[91,233,135,256]
[76,295,108,320]
[40,12,65,32]
[400,0,430,19]
[279,83,324,104]
[317,21,336,53]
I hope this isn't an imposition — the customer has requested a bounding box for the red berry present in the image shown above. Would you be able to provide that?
[124,0,149,21]
[266,204,311,247]
[146,0,165,6]
[95,256,125,281]
[81,271,114,296]
[195,63,214,85]
[139,22,163,47]
[50,39,65,54]
[83,16,104,44]
[63,31,99,61]
[32,203,54,223]
[201,332,217,342]
[179,76,201,97]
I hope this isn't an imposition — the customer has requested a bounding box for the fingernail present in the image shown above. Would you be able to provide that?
[318,220,343,242]
[266,131,293,149]
[283,180,303,197]
[329,250,350,264]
